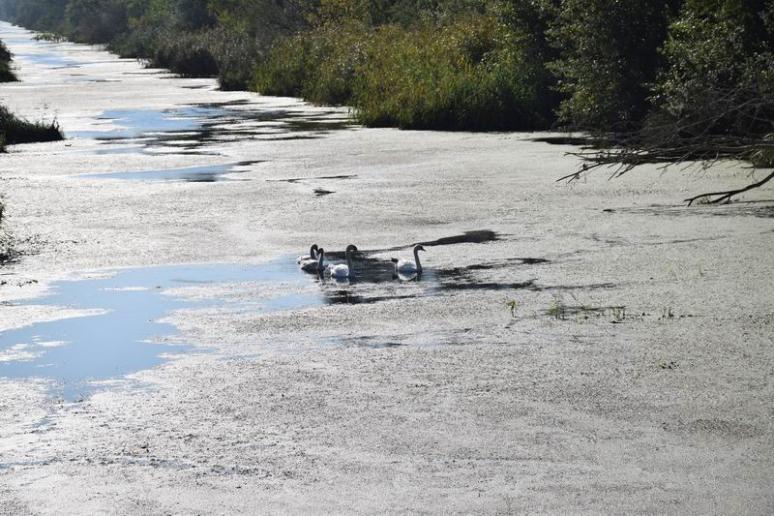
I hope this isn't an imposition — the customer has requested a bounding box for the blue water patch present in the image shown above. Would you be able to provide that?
[72,108,203,141]
[81,161,261,183]
[14,52,83,68]
[0,260,322,400]
[68,104,354,154]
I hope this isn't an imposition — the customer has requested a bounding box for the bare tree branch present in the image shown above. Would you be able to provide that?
[684,170,774,206]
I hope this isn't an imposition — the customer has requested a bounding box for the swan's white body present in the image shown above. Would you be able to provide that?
[396,259,419,274]
[327,263,350,278]
[325,244,357,279]
[297,244,319,265]
[394,245,425,275]
[300,248,325,273]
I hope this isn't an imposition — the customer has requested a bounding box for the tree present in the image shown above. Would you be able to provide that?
[548,0,680,132]
[64,0,129,42]
[563,0,774,205]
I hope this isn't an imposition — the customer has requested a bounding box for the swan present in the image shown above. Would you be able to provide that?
[326,244,357,279]
[390,258,408,281]
[297,244,319,264]
[300,247,325,273]
[394,245,426,275]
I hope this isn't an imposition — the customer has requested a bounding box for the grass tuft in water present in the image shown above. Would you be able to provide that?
[0,105,64,151]
[505,299,519,318]
[33,32,66,42]
[0,195,14,264]
[0,39,17,82]
[547,295,566,320]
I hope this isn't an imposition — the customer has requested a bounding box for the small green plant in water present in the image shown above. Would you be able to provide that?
[505,299,519,318]
[610,306,626,322]
[33,33,66,43]
[657,360,678,370]
[547,296,566,320]
[0,105,63,148]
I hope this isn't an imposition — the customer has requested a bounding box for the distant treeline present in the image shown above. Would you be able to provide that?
[0,0,772,141]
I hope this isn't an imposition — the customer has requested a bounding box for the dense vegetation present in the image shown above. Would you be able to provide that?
[0,0,771,197]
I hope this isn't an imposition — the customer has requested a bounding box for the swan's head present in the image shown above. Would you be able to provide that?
[345,244,358,254]
[310,243,319,258]
[415,245,426,253]
[390,258,399,263]
[317,247,325,259]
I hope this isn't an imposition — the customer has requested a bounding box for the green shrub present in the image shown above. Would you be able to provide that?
[254,33,315,98]
[547,0,680,132]
[0,61,17,82]
[0,105,63,148]
[0,40,17,82]
[652,0,774,138]
[64,0,129,44]
[256,15,549,130]
[353,16,547,130]
[150,30,219,78]
[254,22,368,104]
[112,25,254,89]
[205,26,256,90]
[302,24,369,105]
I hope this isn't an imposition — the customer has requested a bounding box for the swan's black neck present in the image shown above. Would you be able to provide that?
[413,247,423,273]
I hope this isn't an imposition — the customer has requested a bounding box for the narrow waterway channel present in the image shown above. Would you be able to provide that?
[1,19,772,515]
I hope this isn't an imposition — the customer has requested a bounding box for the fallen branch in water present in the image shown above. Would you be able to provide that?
[556,132,774,205]
[556,80,774,204]
[683,170,774,206]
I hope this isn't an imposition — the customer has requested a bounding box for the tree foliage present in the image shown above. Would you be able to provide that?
[0,38,16,82]
[654,0,774,142]
[566,0,774,203]
[547,0,680,132]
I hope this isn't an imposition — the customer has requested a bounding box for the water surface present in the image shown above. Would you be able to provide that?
[70,105,355,155]
[0,260,322,399]
[82,160,262,182]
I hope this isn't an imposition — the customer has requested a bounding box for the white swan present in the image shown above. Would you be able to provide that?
[297,244,319,264]
[326,244,357,279]
[394,245,426,275]
[300,247,325,273]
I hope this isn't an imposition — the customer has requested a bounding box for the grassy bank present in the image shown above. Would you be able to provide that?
[255,16,551,130]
